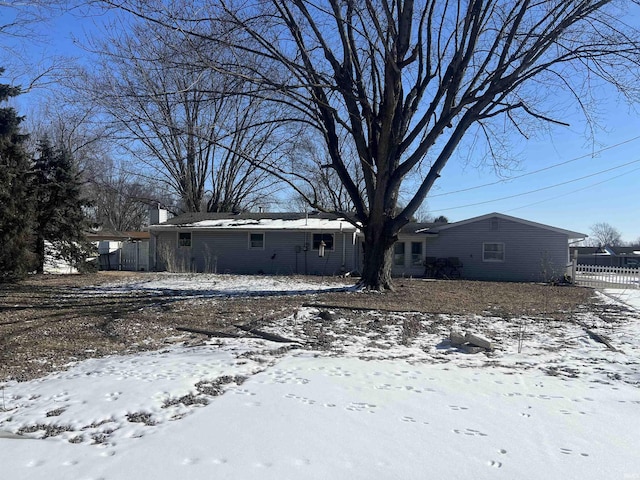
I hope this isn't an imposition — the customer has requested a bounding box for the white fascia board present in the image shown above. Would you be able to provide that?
[426,212,587,238]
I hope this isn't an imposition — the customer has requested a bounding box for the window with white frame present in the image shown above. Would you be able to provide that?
[411,242,423,266]
[394,242,405,266]
[312,233,334,251]
[248,232,265,250]
[178,232,191,247]
[483,242,505,262]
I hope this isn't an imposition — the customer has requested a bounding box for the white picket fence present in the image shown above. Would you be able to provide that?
[575,264,640,289]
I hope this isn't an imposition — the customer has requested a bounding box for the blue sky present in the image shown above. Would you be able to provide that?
[4,7,640,244]
[424,104,640,242]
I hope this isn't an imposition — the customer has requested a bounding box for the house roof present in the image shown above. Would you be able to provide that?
[149,212,359,232]
[399,221,442,234]
[570,246,640,257]
[416,212,587,239]
[607,246,640,256]
[571,246,607,255]
[86,230,150,241]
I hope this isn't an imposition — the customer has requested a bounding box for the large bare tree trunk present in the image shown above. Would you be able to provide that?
[360,221,396,291]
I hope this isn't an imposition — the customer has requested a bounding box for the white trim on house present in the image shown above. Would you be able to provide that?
[248,232,265,250]
[178,231,192,248]
[312,232,335,251]
[410,241,424,266]
[483,242,505,262]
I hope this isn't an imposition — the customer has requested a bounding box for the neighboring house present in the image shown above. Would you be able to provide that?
[86,230,151,271]
[149,210,586,282]
[393,213,586,282]
[148,212,359,276]
[571,245,640,268]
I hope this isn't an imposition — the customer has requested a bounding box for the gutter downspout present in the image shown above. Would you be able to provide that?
[341,223,346,272]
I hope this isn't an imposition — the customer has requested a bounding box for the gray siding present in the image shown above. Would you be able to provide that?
[153,229,357,275]
[425,217,570,282]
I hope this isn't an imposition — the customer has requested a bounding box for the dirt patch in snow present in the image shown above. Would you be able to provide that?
[0,272,595,381]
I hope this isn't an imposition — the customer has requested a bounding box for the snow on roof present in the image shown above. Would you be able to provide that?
[151,217,358,231]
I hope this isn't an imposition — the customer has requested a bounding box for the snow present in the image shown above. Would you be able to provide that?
[2,276,640,480]
[603,288,640,311]
[79,273,356,298]
[152,217,358,231]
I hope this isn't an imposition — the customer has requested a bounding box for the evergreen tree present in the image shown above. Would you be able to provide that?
[32,137,94,273]
[0,70,36,281]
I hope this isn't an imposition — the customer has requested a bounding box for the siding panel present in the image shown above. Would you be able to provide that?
[156,229,357,275]
[423,217,570,282]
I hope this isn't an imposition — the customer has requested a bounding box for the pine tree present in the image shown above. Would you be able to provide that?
[0,70,36,281]
[33,137,94,273]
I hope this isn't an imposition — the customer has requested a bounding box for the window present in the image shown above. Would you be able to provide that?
[178,232,191,247]
[483,242,505,262]
[411,242,423,266]
[394,243,405,266]
[248,232,265,250]
[312,233,334,251]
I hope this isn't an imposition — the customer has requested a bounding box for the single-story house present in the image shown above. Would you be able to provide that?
[148,212,359,276]
[570,246,640,268]
[392,213,586,282]
[86,229,151,271]
[148,211,586,282]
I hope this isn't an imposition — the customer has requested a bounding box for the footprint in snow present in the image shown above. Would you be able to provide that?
[453,428,488,437]
[560,448,589,457]
[374,383,393,391]
[105,392,121,401]
[346,402,376,413]
[232,388,256,396]
[449,405,469,411]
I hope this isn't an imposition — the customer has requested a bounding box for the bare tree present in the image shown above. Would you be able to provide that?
[75,12,280,214]
[0,1,72,92]
[289,136,364,212]
[87,167,156,231]
[589,222,622,247]
[23,96,168,231]
[101,0,640,289]
[23,95,111,169]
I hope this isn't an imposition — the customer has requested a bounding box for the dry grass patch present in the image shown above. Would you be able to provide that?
[0,272,595,381]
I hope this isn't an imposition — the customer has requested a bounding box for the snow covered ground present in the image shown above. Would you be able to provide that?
[80,272,355,298]
[1,277,639,480]
[604,287,640,311]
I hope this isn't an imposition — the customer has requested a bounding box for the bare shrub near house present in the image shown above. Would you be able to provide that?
[540,251,567,284]
[157,240,192,273]
[202,244,218,274]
